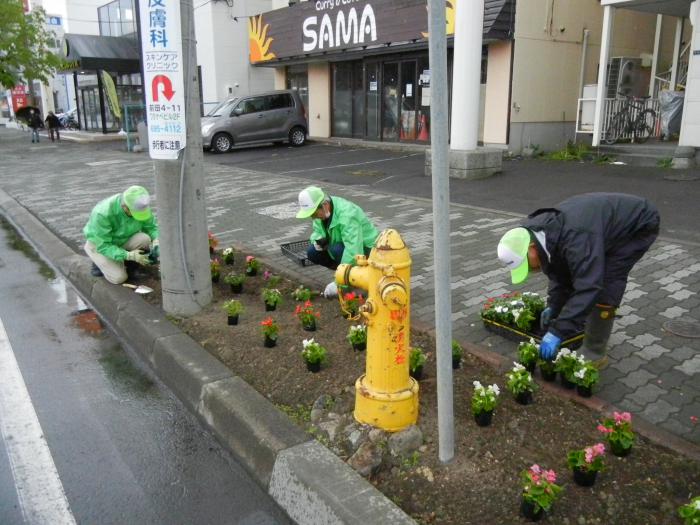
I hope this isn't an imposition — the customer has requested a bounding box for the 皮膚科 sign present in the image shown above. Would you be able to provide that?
[139,0,186,160]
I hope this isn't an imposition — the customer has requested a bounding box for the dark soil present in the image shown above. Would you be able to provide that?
[138,252,700,525]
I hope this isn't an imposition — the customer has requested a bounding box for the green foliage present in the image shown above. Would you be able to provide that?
[277,403,312,425]
[517,339,539,366]
[567,443,606,473]
[657,157,673,168]
[222,299,243,317]
[346,324,367,345]
[598,412,636,451]
[594,153,615,165]
[521,465,563,513]
[451,340,463,360]
[481,292,545,332]
[553,349,584,381]
[0,2,65,88]
[546,141,590,161]
[292,286,313,301]
[678,496,700,525]
[471,381,500,415]
[506,363,536,395]
[573,361,599,388]
[222,247,235,264]
[401,451,421,470]
[223,272,245,286]
[409,347,427,372]
[301,338,327,364]
[262,288,283,306]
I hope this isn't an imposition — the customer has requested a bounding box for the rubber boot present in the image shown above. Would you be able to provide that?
[580,304,616,369]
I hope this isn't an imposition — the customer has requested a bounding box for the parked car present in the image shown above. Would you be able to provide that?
[201,90,307,153]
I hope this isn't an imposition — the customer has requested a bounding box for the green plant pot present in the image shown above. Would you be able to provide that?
[227,315,239,326]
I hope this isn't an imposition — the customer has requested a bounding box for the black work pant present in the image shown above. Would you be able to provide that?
[49,127,60,141]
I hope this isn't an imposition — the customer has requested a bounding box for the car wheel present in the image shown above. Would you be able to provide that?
[212,133,232,153]
[289,126,306,147]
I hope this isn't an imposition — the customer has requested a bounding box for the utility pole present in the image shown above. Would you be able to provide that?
[139,0,212,315]
[428,0,454,463]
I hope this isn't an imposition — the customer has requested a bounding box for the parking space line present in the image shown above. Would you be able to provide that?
[277,153,422,174]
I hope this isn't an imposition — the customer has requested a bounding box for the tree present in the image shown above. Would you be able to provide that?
[0,0,64,88]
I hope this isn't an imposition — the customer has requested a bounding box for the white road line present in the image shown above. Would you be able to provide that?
[276,153,422,174]
[85,159,128,166]
[0,317,77,525]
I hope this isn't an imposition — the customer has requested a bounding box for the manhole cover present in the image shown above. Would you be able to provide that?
[662,319,700,338]
[663,173,700,182]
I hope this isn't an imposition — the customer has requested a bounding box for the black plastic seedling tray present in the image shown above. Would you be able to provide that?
[280,239,315,267]
[482,318,584,350]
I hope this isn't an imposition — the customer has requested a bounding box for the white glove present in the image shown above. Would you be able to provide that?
[313,241,323,251]
[323,282,338,298]
[126,249,150,266]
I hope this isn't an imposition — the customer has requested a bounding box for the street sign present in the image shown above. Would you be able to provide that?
[139,0,186,160]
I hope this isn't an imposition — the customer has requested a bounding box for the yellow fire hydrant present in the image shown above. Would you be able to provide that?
[335,228,419,432]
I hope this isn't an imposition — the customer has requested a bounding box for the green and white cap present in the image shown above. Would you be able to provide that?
[296,186,325,219]
[497,227,531,284]
[122,185,152,221]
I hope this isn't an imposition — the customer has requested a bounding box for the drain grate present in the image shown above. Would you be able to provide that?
[662,319,700,338]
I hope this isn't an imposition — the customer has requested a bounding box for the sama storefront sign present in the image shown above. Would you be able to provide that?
[139,0,186,160]
[248,0,456,64]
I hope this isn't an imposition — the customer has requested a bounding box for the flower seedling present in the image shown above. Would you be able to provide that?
[553,348,584,382]
[518,338,539,369]
[224,272,245,287]
[506,362,536,396]
[208,231,219,252]
[409,347,427,374]
[452,340,464,365]
[263,270,281,287]
[347,324,367,346]
[342,291,364,317]
[678,496,700,525]
[260,317,279,341]
[222,247,235,264]
[573,361,599,389]
[521,464,562,514]
[262,288,283,308]
[301,338,328,365]
[292,286,313,302]
[481,292,545,332]
[471,381,500,415]
[210,258,221,281]
[567,443,606,473]
[597,411,635,453]
[222,299,243,317]
[245,255,261,275]
[295,301,320,326]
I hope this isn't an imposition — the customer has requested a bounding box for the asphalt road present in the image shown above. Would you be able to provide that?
[207,141,700,244]
[0,220,291,525]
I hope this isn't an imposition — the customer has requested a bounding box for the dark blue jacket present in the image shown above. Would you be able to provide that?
[523,193,659,338]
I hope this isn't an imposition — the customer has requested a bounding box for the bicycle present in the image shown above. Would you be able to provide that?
[603,93,657,145]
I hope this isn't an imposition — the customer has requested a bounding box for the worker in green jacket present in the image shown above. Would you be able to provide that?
[296,185,379,298]
[83,185,159,284]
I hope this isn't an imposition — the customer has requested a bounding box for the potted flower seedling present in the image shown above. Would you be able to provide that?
[210,258,221,283]
[678,496,700,525]
[208,231,219,255]
[223,272,245,293]
[409,347,427,380]
[245,255,260,276]
[452,340,464,369]
[222,299,243,326]
[471,381,500,427]
[263,270,281,287]
[347,324,367,352]
[553,348,584,389]
[518,338,539,373]
[292,286,312,302]
[506,362,537,405]
[597,411,635,457]
[481,291,545,333]
[520,464,562,521]
[301,338,327,373]
[222,247,235,265]
[295,301,320,331]
[567,443,605,487]
[260,317,278,348]
[262,288,282,311]
[342,291,364,318]
[573,361,599,397]
[538,358,557,382]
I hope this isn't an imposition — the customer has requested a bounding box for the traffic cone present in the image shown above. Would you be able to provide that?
[417,114,429,142]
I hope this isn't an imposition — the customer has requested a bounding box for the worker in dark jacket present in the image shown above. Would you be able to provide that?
[45,111,61,141]
[28,109,43,143]
[497,193,660,364]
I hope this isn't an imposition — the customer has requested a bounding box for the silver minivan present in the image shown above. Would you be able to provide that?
[201,90,308,153]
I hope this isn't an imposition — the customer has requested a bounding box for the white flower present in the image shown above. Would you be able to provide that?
[574,368,586,379]
[510,300,519,306]
[512,309,522,323]
[512,362,525,371]
[490,384,500,396]
[223,247,234,256]
[302,338,315,348]
[694,499,700,510]
[529,337,536,344]
[473,380,483,390]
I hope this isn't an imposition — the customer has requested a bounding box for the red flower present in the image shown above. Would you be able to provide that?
[260,317,274,327]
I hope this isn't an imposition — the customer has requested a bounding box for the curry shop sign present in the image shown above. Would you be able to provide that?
[248,0,447,64]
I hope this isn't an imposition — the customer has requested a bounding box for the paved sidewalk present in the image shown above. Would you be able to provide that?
[0,127,697,446]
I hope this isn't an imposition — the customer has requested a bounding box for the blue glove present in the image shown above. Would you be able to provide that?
[540,307,554,331]
[539,332,562,361]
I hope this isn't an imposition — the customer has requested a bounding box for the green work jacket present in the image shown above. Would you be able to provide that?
[83,193,159,261]
[309,196,378,265]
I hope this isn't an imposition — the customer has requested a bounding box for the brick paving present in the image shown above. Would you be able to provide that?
[0,127,698,445]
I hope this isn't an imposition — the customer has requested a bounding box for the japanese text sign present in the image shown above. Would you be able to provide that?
[139,0,186,160]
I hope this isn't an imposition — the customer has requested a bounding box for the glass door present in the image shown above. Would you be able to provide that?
[400,61,417,141]
[351,61,365,138]
[382,62,399,141]
[332,62,353,137]
[80,88,100,131]
[365,62,380,141]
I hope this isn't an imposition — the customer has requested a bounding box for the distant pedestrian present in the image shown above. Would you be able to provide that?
[496,193,660,366]
[28,109,42,143]
[296,185,378,298]
[83,185,160,284]
[45,111,60,142]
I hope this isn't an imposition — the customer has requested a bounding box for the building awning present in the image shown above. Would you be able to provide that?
[600,0,691,17]
[60,34,141,73]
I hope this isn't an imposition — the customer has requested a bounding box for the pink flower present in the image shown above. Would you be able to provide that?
[530,473,541,485]
[263,270,272,280]
[593,443,606,455]
[690,416,698,424]
[584,447,594,463]
[530,464,541,475]
[246,255,254,263]
[597,424,613,434]
[544,470,557,483]
[614,411,631,424]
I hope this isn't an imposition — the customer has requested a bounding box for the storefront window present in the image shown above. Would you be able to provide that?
[333,62,353,137]
[365,63,380,140]
[382,63,399,141]
[286,65,308,112]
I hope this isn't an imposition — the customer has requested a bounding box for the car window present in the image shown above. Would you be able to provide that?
[266,94,293,110]
[207,99,237,116]
[236,97,267,115]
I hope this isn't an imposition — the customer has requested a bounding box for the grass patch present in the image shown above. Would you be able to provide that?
[277,403,312,425]
[0,216,56,279]
[657,157,673,168]
[545,141,590,162]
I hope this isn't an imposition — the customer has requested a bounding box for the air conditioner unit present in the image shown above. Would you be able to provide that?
[606,57,645,98]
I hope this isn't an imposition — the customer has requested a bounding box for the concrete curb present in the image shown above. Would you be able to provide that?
[0,188,415,525]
